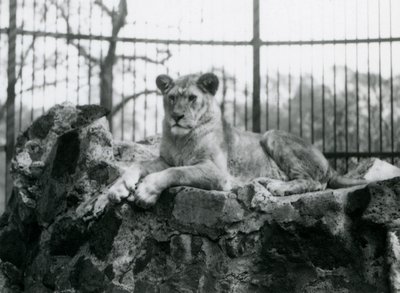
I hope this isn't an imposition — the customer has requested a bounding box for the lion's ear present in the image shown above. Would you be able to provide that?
[197,73,219,95]
[156,74,174,94]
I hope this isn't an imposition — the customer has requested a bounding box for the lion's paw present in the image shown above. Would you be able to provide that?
[253,178,287,197]
[265,181,287,197]
[133,174,162,209]
[107,166,141,203]
[108,179,131,203]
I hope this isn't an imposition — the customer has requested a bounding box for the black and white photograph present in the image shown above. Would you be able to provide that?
[1,0,400,292]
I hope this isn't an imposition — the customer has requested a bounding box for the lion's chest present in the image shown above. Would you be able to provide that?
[160,141,204,167]
[160,132,227,168]
[162,148,188,167]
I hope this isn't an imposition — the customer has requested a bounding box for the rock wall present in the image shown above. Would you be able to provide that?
[1,103,400,292]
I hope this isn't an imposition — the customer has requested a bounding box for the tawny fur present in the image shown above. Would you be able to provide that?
[108,73,366,208]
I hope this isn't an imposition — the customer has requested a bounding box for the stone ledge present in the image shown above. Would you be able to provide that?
[1,103,400,292]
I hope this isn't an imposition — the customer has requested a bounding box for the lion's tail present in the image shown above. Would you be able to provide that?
[327,175,368,189]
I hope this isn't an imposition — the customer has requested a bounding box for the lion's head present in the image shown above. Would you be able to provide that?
[156,73,220,136]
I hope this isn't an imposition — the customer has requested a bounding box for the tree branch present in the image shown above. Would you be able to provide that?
[21,78,68,93]
[117,54,170,65]
[49,0,99,64]
[111,90,158,116]
[94,0,113,17]
[16,2,51,81]
[111,0,128,37]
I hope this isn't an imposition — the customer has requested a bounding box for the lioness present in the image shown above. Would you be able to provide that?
[108,72,366,208]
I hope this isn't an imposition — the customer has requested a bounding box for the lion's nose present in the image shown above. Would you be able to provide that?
[171,113,184,123]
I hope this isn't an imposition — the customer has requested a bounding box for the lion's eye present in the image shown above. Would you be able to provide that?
[188,95,197,102]
[169,95,176,103]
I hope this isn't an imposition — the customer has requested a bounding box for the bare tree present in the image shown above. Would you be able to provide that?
[37,0,171,129]
[98,0,127,128]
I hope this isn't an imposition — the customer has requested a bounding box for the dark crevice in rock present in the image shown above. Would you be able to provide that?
[51,130,80,179]
[346,186,372,219]
[350,220,390,291]
[49,217,88,257]
[0,230,27,268]
[133,238,157,275]
[42,255,71,290]
[89,208,122,260]
[70,256,107,293]
[103,264,115,280]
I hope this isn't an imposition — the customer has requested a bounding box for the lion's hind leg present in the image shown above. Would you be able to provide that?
[254,177,325,197]
[259,130,331,196]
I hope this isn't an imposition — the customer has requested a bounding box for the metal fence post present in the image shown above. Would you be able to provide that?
[252,0,261,133]
[6,0,17,205]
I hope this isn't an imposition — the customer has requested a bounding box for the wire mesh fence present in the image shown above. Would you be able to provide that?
[1,0,400,213]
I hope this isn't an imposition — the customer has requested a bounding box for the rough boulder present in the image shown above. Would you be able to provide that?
[1,103,400,293]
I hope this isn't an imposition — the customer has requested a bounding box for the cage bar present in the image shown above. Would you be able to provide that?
[252,0,261,133]
[6,0,17,204]
[389,0,394,163]
[276,69,280,130]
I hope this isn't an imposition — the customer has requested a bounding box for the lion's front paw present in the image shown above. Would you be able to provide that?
[133,174,163,209]
[107,166,141,203]
[108,179,131,203]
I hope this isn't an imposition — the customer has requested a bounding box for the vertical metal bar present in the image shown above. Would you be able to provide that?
[54,0,58,105]
[265,73,269,130]
[356,0,359,160]
[333,46,337,169]
[233,74,237,126]
[344,44,348,171]
[88,0,93,104]
[222,68,226,116]
[389,0,394,163]
[6,0,17,204]
[42,0,47,113]
[344,0,348,171]
[276,69,280,129]
[332,2,337,169]
[322,48,325,153]
[0,0,2,62]
[166,42,170,76]
[245,85,248,131]
[144,43,148,139]
[311,46,314,144]
[76,0,81,105]
[19,0,25,132]
[65,0,70,101]
[378,0,383,153]
[356,47,359,159]
[299,66,303,137]
[31,0,36,120]
[155,47,159,134]
[321,1,326,153]
[288,68,291,133]
[100,0,104,64]
[121,58,125,140]
[252,0,261,133]
[132,45,136,141]
[367,0,371,154]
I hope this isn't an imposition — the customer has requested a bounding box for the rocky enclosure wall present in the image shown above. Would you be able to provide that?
[1,103,400,293]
